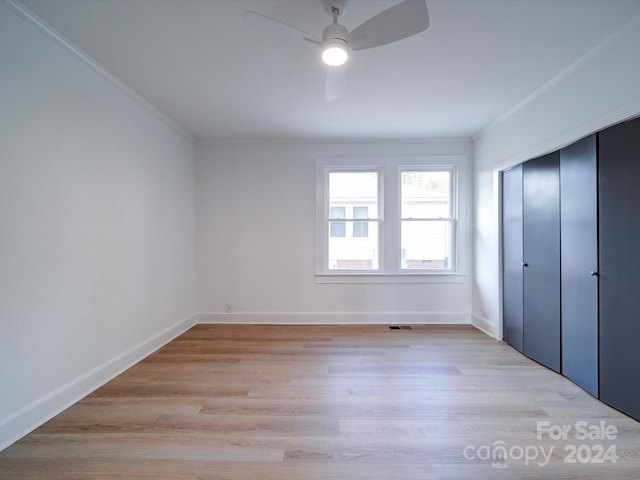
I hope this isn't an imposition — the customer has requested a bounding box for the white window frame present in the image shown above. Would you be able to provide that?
[315,155,467,284]
[399,165,457,271]
[322,165,384,273]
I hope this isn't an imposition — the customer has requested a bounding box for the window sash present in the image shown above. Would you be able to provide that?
[398,167,454,271]
[400,218,454,270]
[400,168,453,220]
[327,219,381,271]
[324,167,382,271]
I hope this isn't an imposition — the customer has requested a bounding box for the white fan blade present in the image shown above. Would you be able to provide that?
[348,0,429,51]
[244,11,320,45]
[326,66,347,101]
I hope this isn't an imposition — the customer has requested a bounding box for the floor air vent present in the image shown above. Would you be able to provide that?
[388,325,413,330]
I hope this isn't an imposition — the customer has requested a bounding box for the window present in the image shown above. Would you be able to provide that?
[400,170,452,270]
[316,155,464,280]
[327,171,380,270]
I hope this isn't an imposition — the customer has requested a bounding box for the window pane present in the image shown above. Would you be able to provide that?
[329,172,378,219]
[353,206,368,218]
[353,206,369,237]
[401,171,450,218]
[330,206,346,219]
[401,220,451,269]
[329,221,345,238]
[329,221,378,270]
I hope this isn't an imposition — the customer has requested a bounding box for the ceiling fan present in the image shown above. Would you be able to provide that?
[244,0,429,101]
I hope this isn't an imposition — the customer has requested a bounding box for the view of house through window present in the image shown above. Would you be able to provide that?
[400,170,452,269]
[328,171,379,270]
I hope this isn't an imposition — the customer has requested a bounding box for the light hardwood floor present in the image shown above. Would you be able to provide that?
[1,324,638,479]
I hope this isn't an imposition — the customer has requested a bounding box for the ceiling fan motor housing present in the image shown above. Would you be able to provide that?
[322,23,348,44]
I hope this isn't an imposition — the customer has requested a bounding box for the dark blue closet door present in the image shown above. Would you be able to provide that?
[560,134,598,397]
[523,152,561,372]
[502,165,524,352]
[599,117,640,421]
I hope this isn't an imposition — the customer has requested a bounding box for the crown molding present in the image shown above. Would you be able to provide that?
[1,0,194,144]
[196,136,473,147]
[474,11,640,142]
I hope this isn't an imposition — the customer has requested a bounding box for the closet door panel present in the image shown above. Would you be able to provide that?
[599,117,640,421]
[502,165,524,352]
[560,134,598,397]
[523,152,561,372]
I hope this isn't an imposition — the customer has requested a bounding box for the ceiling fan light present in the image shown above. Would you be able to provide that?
[322,41,348,66]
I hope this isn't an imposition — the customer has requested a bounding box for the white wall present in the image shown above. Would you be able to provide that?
[471,13,640,338]
[0,1,197,449]
[196,140,472,325]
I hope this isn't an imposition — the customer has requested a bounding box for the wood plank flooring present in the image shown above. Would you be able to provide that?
[1,324,638,479]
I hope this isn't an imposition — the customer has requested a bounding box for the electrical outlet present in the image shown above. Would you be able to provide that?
[225,304,233,314]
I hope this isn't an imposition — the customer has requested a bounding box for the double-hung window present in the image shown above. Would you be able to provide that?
[400,169,453,270]
[327,169,381,270]
[316,156,464,280]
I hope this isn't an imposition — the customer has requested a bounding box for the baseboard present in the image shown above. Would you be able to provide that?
[197,311,471,325]
[471,313,497,338]
[0,314,197,452]
[1,311,471,451]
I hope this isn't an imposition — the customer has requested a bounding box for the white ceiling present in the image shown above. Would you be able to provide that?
[18,0,640,142]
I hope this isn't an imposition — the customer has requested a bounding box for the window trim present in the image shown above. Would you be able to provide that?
[315,155,467,282]
[398,165,457,272]
[323,166,383,273]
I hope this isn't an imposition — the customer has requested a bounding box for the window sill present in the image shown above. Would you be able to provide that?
[314,272,467,284]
